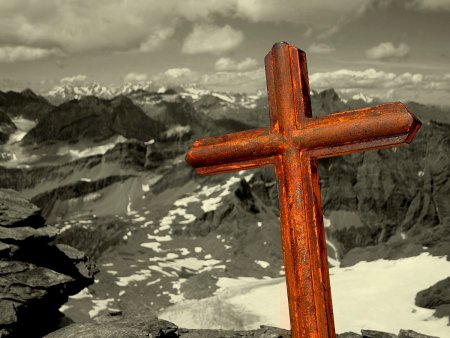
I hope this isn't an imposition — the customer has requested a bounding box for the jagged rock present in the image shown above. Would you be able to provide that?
[338,333,362,338]
[55,244,98,280]
[179,325,291,337]
[398,330,439,338]
[0,189,45,228]
[416,277,450,308]
[0,189,96,337]
[361,330,397,338]
[0,261,74,302]
[0,225,58,242]
[0,300,18,326]
[0,242,18,257]
[43,311,441,338]
[44,314,178,338]
[415,277,450,323]
[44,312,292,338]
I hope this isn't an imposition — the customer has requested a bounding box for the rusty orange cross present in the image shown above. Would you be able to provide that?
[185,42,421,338]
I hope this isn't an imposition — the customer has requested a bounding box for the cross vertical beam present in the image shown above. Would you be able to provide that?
[266,43,334,337]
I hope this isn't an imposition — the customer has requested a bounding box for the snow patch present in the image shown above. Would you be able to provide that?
[160,254,450,337]
[201,197,222,213]
[116,269,153,287]
[254,260,270,269]
[89,298,115,318]
[212,92,236,103]
[140,242,163,252]
[147,233,172,242]
[69,287,92,300]
[58,136,126,159]
[83,192,101,202]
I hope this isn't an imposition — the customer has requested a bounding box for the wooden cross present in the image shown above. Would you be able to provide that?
[185,42,421,338]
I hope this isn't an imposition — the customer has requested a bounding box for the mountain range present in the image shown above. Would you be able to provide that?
[0,83,449,337]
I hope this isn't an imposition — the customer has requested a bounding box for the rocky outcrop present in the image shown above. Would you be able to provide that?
[43,312,439,338]
[415,277,450,324]
[0,189,97,337]
[332,120,450,264]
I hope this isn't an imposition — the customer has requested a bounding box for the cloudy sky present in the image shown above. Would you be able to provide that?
[0,0,449,105]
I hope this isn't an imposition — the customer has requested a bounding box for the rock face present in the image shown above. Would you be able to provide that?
[0,189,97,338]
[43,312,439,338]
[415,277,450,323]
[184,118,450,268]
[327,120,450,265]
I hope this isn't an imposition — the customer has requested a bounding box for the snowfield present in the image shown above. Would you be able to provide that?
[160,253,450,337]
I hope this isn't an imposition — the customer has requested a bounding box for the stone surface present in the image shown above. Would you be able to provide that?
[398,329,439,338]
[0,189,45,228]
[0,224,58,242]
[44,312,292,338]
[415,277,450,323]
[361,330,398,338]
[0,189,97,337]
[44,314,179,338]
[338,333,363,338]
[415,277,450,309]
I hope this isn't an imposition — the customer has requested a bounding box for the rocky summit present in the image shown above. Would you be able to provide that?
[0,189,97,338]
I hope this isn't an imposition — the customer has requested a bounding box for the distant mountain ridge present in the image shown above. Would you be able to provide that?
[46,82,158,104]
[22,95,165,145]
[0,85,448,169]
[0,88,54,120]
[44,82,450,124]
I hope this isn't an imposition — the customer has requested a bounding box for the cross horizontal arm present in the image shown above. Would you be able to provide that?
[185,128,285,175]
[295,102,421,158]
